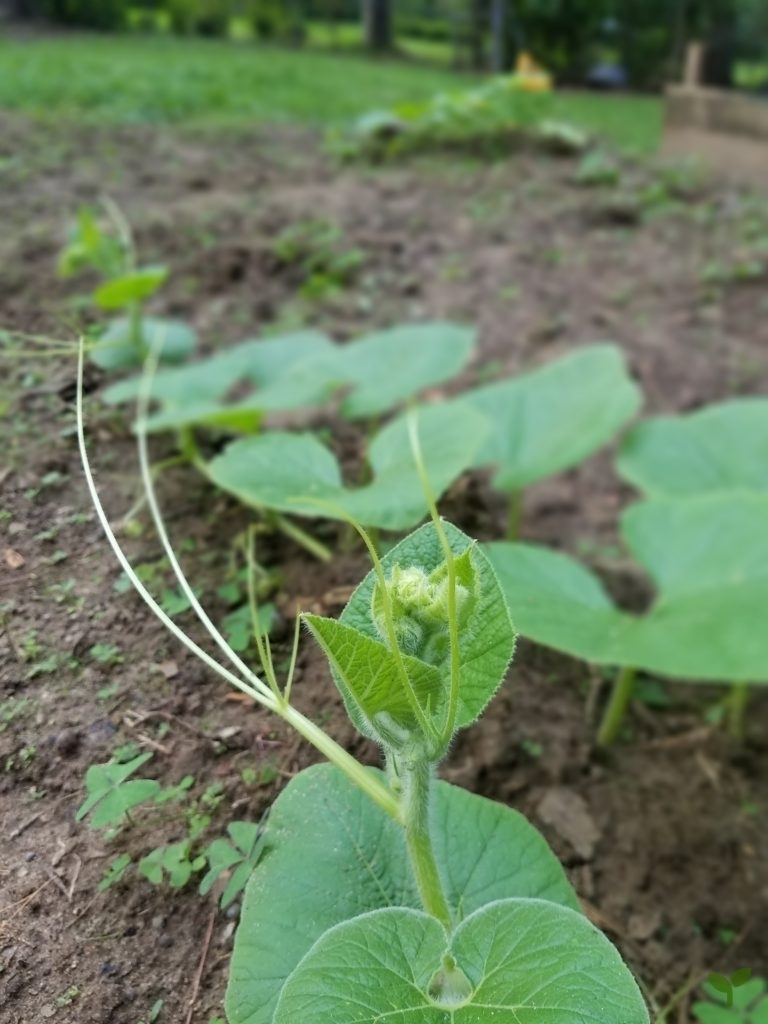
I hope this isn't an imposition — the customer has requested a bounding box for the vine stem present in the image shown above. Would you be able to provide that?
[728,682,749,741]
[401,760,452,929]
[506,489,523,541]
[77,339,401,828]
[596,665,636,748]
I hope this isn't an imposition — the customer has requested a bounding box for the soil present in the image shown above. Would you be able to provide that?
[1,111,767,1024]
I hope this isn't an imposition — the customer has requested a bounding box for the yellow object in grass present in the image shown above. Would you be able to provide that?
[511,51,553,93]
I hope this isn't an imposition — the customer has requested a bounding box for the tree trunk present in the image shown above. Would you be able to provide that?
[5,0,40,16]
[490,0,506,72]
[363,0,392,52]
[468,0,485,70]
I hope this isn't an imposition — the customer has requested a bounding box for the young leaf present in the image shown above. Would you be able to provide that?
[341,521,516,730]
[98,853,132,891]
[456,343,641,492]
[199,820,267,909]
[222,602,275,653]
[76,753,160,828]
[710,974,735,998]
[733,970,754,989]
[226,764,577,1024]
[273,900,649,1023]
[303,615,445,750]
[139,841,204,888]
[694,976,768,1024]
[93,265,168,310]
[618,398,768,498]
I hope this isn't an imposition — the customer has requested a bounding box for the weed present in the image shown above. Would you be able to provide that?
[272,219,364,300]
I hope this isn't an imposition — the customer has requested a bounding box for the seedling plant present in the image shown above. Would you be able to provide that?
[59,204,196,370]
[77,344,649,1023]
[332,73,577,161]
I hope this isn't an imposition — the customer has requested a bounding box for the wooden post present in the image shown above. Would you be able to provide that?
[683,40,704,87]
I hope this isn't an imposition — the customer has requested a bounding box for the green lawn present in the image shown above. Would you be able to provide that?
[0,34,662,151]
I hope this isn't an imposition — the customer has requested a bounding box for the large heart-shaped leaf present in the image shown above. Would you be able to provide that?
[101,321,475,429]
[618,398,768,497]
[339,322,476,420]
[90,316,197,371]
[340,521,516,731]
[457,344,641,491]
[226,764,580,1024]
[274,900,649,1023]
[485,493,768,681]
[206,401,489,530]
[102,331,339,430]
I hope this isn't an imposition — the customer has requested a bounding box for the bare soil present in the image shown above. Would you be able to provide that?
[1,112,767,1024]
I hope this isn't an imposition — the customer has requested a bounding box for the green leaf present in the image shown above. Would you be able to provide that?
[303,615,445,749]
[207,401,489,531]
[221,603,274,653]
[618,398,768,497]
[341,521,516,730]
[457,344,641,491]
[199,820,267,909]
[139,840,200,889]
[93,265,168,310]
[102,331,337,431]
[694,977,768,1024]
[733,970,754,989]
[226,763,578,1024]
[90,316,196,371]
[98,853,132,891]
[485,493,768,682]
[710,974,735,997]
[76,752,160,828]
[339,322,476,420]
[274,900,649,1023]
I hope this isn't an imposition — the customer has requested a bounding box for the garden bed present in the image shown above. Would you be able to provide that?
[1,111,767,1023]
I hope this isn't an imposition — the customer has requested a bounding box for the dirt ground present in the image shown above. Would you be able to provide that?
[1,112,767,1024]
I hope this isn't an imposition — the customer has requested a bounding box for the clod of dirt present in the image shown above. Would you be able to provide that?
[536,786,601,860]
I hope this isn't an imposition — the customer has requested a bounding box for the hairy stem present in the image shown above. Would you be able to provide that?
[401,759,451,929]
[596,665,636,748]
[280,703,402,823]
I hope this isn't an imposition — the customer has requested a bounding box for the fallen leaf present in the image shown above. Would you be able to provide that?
[3,547,25,569]
[157,660,178,679]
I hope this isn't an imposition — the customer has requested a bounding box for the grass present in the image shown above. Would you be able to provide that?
[0,34,662,151]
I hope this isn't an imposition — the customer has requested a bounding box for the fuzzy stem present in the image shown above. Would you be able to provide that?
[728,682,749,742]
[401,759,451,929]
[596,665,636,748]
[280,703,402,822]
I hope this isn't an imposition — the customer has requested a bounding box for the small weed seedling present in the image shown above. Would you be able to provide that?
[77,344,649,1023]
[271,218,364,300]
[59,205,196,370]
[693,970,767,1023]
[76,748,268,909]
